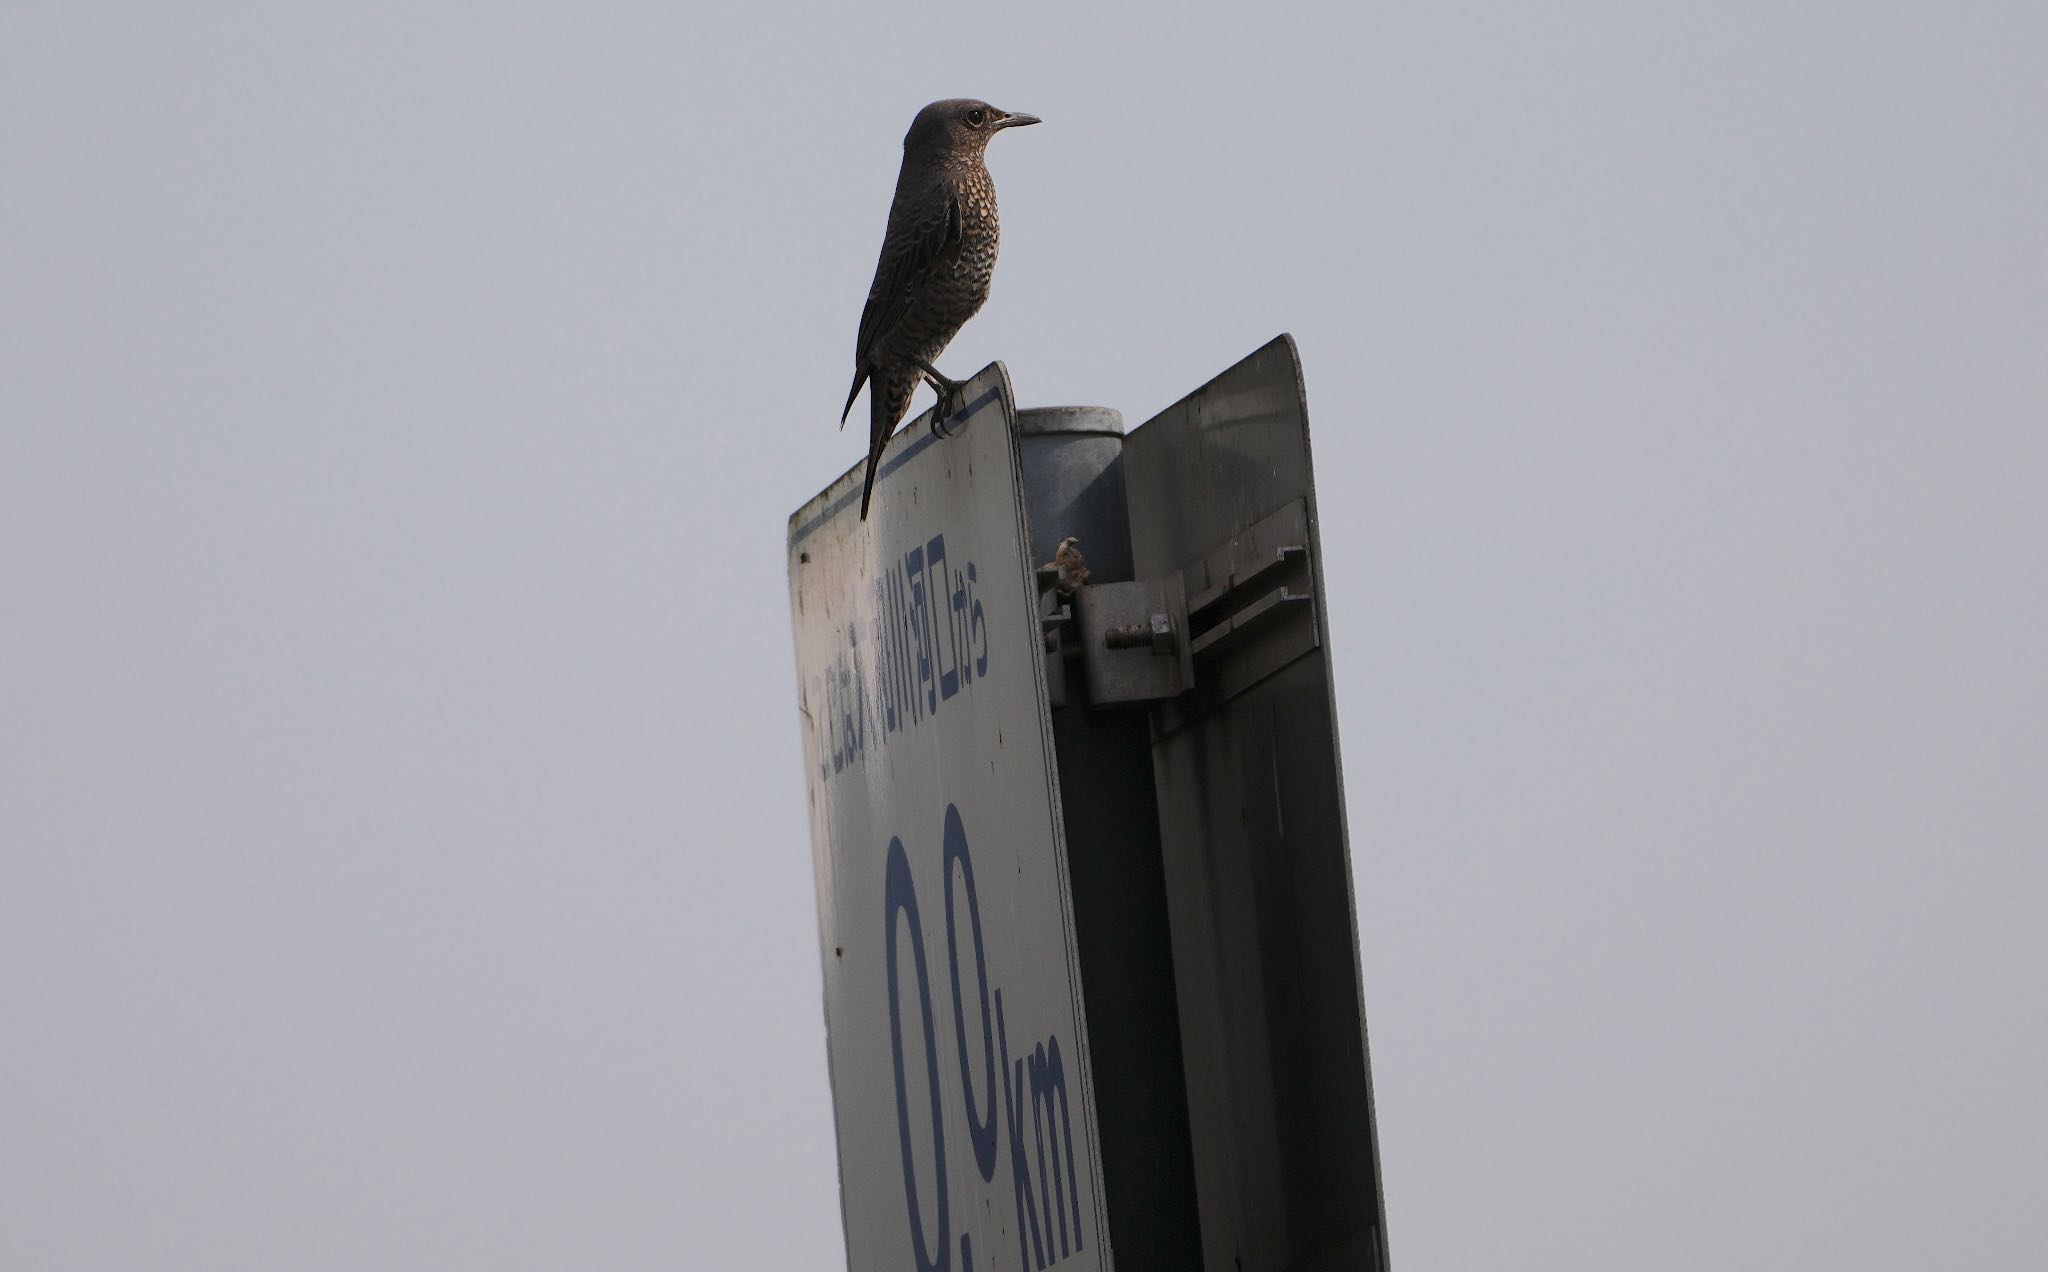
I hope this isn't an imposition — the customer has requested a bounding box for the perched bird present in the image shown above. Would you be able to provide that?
[1045,536,1089,594]
[842,99,1040,520]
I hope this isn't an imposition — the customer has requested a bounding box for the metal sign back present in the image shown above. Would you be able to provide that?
[788,367,1111,1272]
[1122,335,1392,1272]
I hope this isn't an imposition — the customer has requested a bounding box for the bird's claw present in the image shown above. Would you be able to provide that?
[928,384,966,438]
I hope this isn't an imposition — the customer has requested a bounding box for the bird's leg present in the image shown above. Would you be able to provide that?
[909,357,968,437]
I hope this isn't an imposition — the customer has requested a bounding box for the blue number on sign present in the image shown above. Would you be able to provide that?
[884,835,949,1272]
[942,804,998,1181]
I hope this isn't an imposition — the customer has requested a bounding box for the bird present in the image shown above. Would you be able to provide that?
[1045,536,1089,594]
[841,99,1040,520]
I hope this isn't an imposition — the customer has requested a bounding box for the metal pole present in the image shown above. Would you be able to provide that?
[1017,406,1205,1270]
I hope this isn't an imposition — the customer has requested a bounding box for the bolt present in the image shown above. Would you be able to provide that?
[1104,624,1150,650]
[1107,614,1176,652]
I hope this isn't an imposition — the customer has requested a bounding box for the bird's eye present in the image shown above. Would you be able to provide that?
[965,109,985,127]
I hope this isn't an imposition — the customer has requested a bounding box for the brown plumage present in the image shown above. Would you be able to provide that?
[841,99,1040,519]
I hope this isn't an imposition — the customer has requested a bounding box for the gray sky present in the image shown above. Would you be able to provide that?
[4,3,2044,1269]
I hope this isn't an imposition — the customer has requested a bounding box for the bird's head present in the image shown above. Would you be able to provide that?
[904,99,1041,161]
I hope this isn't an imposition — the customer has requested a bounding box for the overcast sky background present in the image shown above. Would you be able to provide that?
[4,3,2044,1269]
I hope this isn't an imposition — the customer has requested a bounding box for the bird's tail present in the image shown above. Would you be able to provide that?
[859,442,882,521]
[859,367,912,521]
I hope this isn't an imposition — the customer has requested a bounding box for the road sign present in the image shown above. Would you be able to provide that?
[787,365,1111,1272]
[1122,335,1389,1271]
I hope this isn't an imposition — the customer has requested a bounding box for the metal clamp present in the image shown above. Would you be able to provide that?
[1063,498,1320,708]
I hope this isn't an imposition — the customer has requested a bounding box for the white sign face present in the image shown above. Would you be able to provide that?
[787,366,1110,1272]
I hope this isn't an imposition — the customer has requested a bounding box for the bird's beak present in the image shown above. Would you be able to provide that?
[996,111,1041,130]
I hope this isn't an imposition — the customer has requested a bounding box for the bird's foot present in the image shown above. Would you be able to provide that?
[913,360,968,438]
[929,385,967,437]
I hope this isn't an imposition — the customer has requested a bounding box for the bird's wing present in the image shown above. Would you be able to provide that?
[853,181,961,368]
